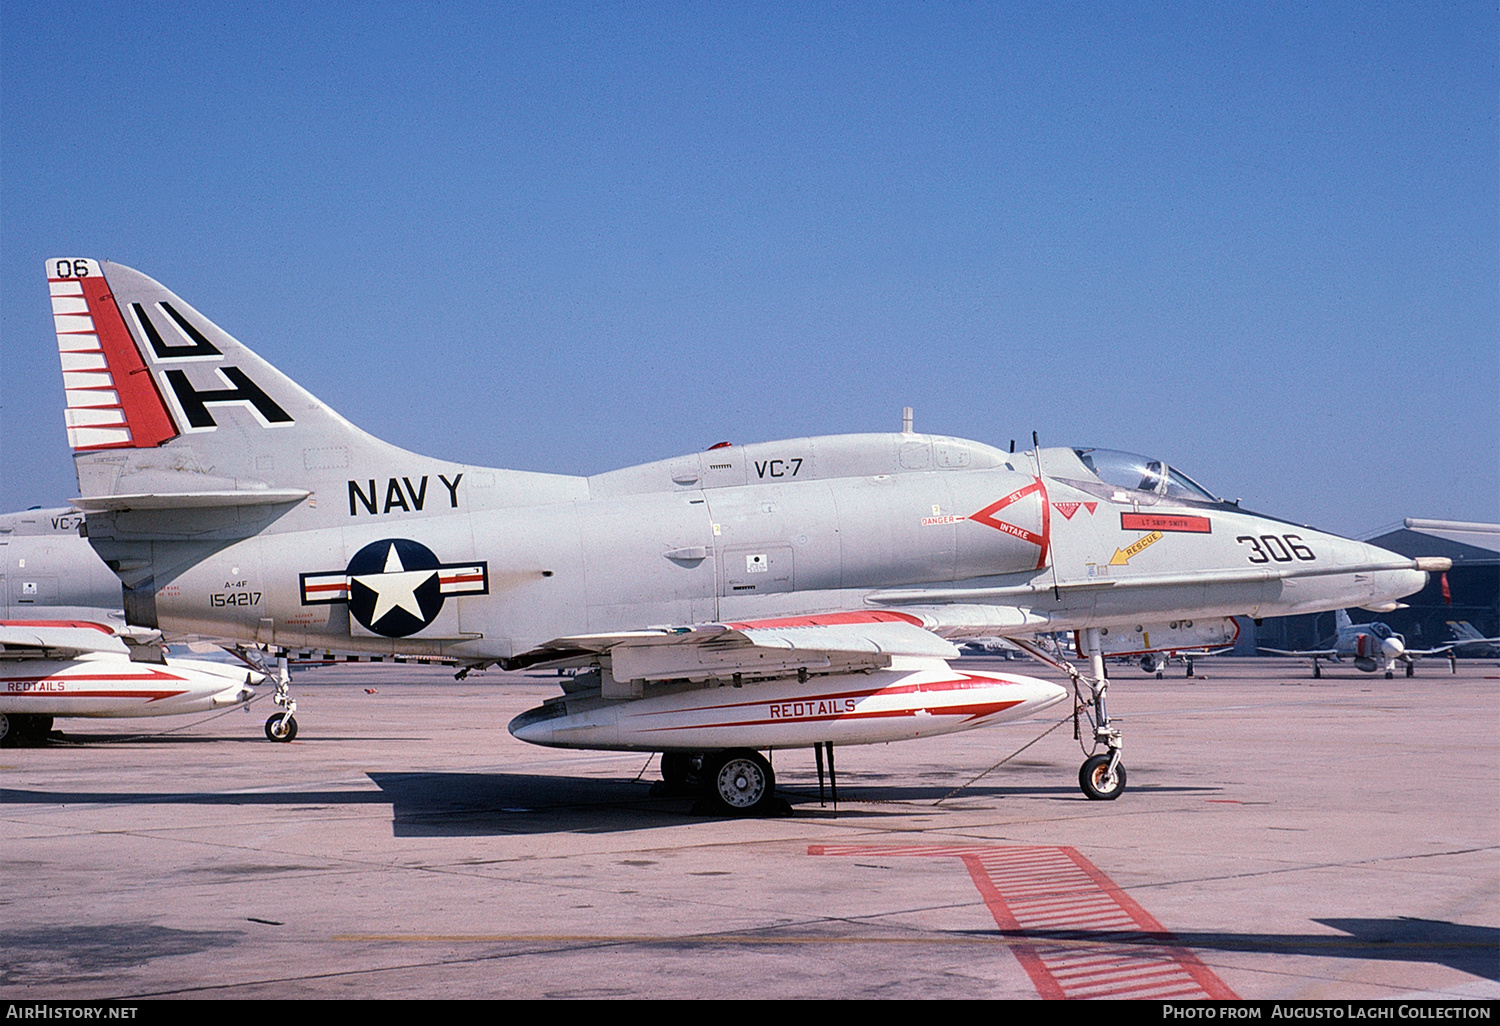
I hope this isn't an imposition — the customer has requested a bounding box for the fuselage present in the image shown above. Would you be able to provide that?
[0,507,122,621]
[88,436,1427,663]
[1335,623,1407,672]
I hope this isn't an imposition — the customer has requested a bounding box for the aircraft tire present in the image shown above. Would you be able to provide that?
[1405,662,1414,678]
[660,751,707,792]
[265,713,298,742]
[708,749,775,815]
[0,714,53,746]
[1079,754,1126,801]
[20,714,53,740]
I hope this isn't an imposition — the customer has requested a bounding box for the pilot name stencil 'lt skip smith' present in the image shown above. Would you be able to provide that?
[38,257,1444,812]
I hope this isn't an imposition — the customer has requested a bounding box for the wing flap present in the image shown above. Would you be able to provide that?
[0,621,129,660]
[532,611,960,684]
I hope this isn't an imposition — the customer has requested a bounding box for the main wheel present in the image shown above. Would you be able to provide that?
[20,714,53,740]
[660,752,707,792]
[1,714,52,746]
[709,749,775,814]
[1079,753,1126,800]
[265,712,298,742]
[1405,661,1414,678]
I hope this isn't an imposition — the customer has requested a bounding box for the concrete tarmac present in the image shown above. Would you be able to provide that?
[2,656,1496,1000]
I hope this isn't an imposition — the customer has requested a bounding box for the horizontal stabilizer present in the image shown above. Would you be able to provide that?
[73,489,310,512]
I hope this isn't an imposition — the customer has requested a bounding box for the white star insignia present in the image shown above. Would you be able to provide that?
[351,543,437,625]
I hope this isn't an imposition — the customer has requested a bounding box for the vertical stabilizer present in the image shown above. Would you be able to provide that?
[48,257,430,502]
[47,258,586,521]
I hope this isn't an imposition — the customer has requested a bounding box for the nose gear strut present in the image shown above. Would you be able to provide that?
[1012,627,1125,800]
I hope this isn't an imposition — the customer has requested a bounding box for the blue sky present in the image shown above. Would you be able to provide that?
[3,2,1495,538]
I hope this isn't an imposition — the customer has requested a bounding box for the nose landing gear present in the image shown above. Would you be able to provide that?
[1017,628,1126,800]
[264,650,298,743]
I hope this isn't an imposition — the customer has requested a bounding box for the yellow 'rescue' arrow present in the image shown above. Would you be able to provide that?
[1110,530,1163,566]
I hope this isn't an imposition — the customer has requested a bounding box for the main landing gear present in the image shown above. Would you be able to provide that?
[659,748,788,816]
[264,650,298,743]
[710,749,775,813]
[0,713,54,747]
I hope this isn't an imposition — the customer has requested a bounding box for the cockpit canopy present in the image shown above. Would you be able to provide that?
[1038,447,1221,506]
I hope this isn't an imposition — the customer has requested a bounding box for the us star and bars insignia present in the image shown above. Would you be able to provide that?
[300,538,487,638]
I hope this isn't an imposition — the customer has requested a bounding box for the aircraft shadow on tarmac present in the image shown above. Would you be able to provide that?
[1,772,1226,838]
[365,771,1224,835]
[979,918,1498,983]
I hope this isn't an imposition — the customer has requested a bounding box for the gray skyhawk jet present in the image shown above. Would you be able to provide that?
[0,506,265,744]
[42,258,1444,811]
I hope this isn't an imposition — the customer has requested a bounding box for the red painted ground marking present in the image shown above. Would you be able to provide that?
[810,844,1237,1000]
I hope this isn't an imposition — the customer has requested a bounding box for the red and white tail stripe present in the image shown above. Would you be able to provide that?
[47,258,177,451]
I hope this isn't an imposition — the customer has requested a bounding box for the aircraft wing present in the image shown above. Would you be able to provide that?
[520,611,960,683]
[1257,646,1339,658]
[1406,638,1500,656]
[0,620,132,660]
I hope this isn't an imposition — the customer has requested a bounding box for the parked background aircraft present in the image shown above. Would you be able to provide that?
[1447,620,1500,658]
[40,258,1446,807]
[1259,609,1496,678]
[0,506,268,745]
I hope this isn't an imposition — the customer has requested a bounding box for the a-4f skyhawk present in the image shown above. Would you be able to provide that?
[41,258,1445,811]
[0,506,267,745]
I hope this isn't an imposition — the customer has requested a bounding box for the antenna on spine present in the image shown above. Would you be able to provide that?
[1029,431,1063,601]
[901,406,913,434]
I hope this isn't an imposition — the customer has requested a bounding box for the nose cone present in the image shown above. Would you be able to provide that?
[1381,636,1405,660]
[1349,539,1432,610]
[509,703,567,746]
[1013,675,1069,717]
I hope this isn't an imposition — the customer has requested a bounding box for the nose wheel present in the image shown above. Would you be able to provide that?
[1079,753,1126,800]
[264,712,298,742]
